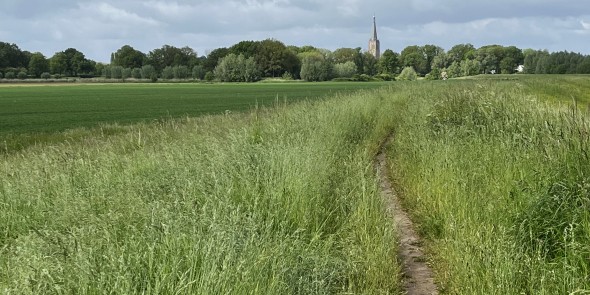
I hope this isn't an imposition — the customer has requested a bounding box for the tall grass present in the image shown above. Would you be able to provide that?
[387,80,590,293]
[0,87,401,294]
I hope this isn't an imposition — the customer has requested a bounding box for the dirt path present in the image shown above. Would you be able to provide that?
[376,134,439,295]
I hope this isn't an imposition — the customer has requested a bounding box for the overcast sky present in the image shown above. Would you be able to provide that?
[1,0,589,62]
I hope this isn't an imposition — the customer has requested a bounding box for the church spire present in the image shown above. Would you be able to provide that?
[372,15,378,40]
[368,15,381,59]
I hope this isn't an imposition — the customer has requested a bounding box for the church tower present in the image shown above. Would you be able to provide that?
[368,16,381,59]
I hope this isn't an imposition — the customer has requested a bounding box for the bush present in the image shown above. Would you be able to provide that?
[122,68,132,80]
[397,67,417,81]
[141,65,156,80]
[282,71,294,80]
[162,66,174,80]
[41,72,51,80]
[17,71,27,80]
[192,65,205,80]
[5,72,15,79]
[173,66,189,79]
[204,72,214,81]
[131,68,142,79]
[53,74,61,79]
[0,72,3,79]
[375,73,394,81]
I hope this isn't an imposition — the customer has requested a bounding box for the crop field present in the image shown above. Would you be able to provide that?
[1,76,590,294]
[0,81,387,153]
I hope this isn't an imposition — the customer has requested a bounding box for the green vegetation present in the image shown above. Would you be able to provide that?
[3,75,590,294]
[0,85,400,294]
[0,82,388,153]
[387,76,590,293]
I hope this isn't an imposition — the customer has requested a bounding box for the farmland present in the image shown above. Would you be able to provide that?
[0,81,387,153]
[1,76,590,294]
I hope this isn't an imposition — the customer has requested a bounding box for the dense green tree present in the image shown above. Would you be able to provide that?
[122,68,132,79]
[334,61,357,78]
[192,65,206,80]
[461,59,482,76]
[378,49,400,75]
[112,45,145,69]
[173,65,189,79]
[229,40,259,58]
[141,65,157,80]
[299,51,332,82]
[447,43,476,64]
[203,47,229,73]
[50,52,68,75]
[131,68,142,79]
[28,52,50,77]
[0,42,29,70]
[162,66,174,79]
[333,48,361,64]
[362,52,378,76]
[400,45,428,76]
[422,44,445,74]
[146,45,198,73]
[214,53,260,82]
[254,39,299,77]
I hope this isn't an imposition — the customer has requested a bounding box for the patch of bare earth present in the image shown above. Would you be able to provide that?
[376,134,438,295]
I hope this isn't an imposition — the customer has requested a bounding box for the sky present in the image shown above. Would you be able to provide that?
[1,0,589,62]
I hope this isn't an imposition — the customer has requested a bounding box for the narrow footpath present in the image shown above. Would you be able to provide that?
[376,134,439,295]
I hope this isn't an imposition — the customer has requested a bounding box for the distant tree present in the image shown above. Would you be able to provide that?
[112,45,145,69]
[5,71,15,79]
[446,61,462,78]
[0,42,29,70]
[0,72,3,79]
[334,61,357,78]
[141,65,157,79]
[50,52,68,75]
[203,47,229,73]
[397,67,417,81]
[229,40,259,58]
[131,68,142,79]
[40,72,51,80]
[400,45,428,76]
[254,39,300,77]
[461,59,481,76]
[192,65,205,80]
[122,68,132,79]
[299,51,333,82]
[146,45,198,73]
[378,49,400,75]
[362,52,378,76]
[110,66,123,79]
[333,48,361,64]
[28,52,50,77]
[173,65,189,79]
[17,71,27,79]
[214,53,260,82]
[422,44,445,74]
[431,53,449,71]
[162,66,174,79]
[447,43,476,64]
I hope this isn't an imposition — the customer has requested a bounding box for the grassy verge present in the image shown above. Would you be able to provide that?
[1,87,400,294]
[387,79,590,293]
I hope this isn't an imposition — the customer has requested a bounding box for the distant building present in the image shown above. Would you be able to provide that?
[368,16,381,59]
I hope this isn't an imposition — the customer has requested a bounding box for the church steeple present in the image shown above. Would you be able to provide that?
[372,15,378,40]
[368,16,381,59]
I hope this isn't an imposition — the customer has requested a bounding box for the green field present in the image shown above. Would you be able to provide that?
[2,76,590,294]
[0,82,388,153]
[0,82,387,134]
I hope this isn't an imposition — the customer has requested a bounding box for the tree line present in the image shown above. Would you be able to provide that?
[1,40,589,81]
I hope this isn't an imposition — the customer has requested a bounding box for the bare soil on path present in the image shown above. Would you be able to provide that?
[376,134,439,295]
